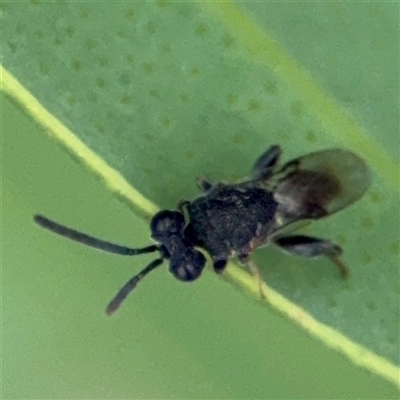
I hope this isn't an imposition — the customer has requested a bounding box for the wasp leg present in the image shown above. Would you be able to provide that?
[238,254,267,299]
[177,200,190,215]
[213,258,227,274]
[251,144,282,181]
[274,235,349,278]
[196,176,213,192]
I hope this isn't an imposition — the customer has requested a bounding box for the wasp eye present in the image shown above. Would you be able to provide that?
[151,210,185,241]
[170,250,206,282]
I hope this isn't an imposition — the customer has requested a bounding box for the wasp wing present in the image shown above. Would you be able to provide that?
[272,148,371,222]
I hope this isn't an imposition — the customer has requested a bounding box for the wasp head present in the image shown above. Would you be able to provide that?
[150,210,206,282]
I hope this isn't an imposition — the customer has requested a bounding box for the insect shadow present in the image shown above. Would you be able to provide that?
[34,145,371,315]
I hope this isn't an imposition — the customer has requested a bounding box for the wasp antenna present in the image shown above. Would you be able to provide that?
[106,258,164,316]
[34,214,158,256]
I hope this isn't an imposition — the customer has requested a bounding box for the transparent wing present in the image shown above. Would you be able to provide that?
[273,148,371,222]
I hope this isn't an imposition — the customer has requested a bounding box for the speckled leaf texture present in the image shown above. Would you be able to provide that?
[2,0,399,377]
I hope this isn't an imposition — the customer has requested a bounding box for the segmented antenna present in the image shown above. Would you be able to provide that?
[106,258,164,315]
[34,214,165,315]
[34,215,158,255]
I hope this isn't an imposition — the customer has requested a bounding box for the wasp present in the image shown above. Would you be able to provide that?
[34,145,371,315]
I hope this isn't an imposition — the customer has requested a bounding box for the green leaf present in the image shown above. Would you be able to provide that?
[2,0,399,395]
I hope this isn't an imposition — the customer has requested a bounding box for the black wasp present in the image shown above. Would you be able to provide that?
[34,145,371,315]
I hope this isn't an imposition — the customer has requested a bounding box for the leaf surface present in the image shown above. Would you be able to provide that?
[2,0,399,389]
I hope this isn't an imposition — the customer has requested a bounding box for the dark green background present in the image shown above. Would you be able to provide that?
[2,94,398,398]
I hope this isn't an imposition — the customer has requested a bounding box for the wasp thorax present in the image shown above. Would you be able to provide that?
[150,210,185,241]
